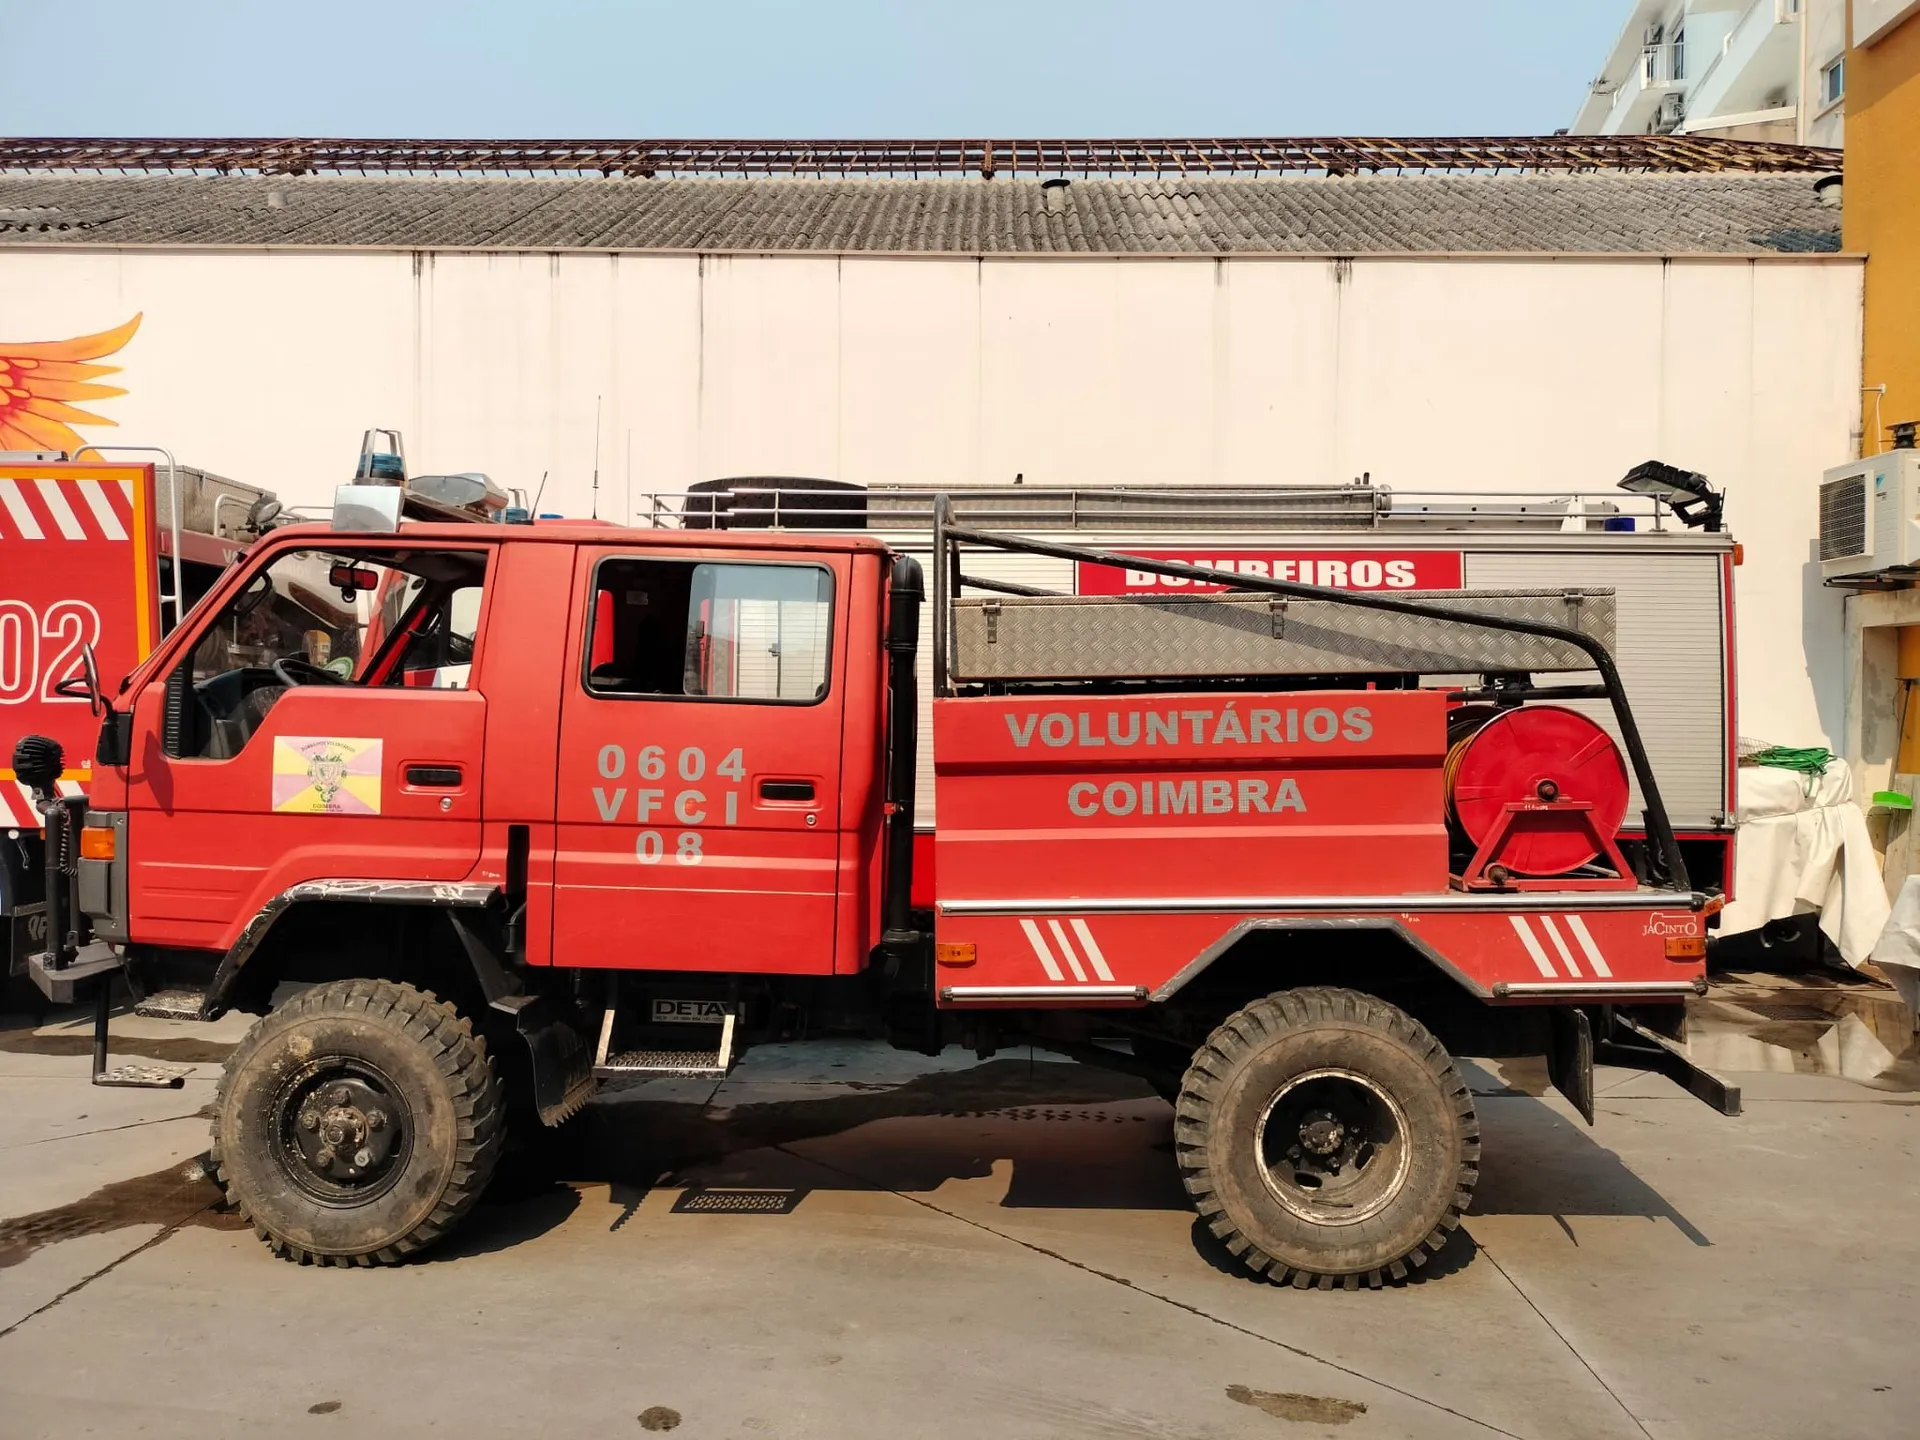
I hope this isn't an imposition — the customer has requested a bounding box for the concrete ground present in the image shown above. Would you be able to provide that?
[0,1006,1913,1440]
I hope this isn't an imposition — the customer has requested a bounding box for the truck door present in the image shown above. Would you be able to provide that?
[123,541,494,952]
[551,546,846,974]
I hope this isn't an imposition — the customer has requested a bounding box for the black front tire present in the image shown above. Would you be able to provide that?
[1175,986,1478,1289]
[211,979,503,1266]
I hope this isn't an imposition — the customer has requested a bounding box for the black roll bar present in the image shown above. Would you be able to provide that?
[930,495,1691,893]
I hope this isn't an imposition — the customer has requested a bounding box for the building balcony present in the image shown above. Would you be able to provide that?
[1593,44,1683,134]
[1680,0,1804,128]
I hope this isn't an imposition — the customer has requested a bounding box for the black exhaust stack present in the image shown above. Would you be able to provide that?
[881,555,924,947]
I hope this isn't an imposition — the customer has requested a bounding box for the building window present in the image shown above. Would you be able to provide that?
[1822,56,1845,106]
[1672,26,1686,82]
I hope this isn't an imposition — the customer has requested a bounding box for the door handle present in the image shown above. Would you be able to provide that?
[759,779,815,802]
[406,765,464,787]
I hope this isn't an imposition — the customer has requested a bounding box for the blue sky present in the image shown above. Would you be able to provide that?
[4,1,1626,137]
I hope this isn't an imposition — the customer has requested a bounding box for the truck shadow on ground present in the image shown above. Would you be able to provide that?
[441,1056,1712,1270]
[0,1024,1708,1272]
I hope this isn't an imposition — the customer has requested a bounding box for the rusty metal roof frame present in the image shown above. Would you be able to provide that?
[0,135,1841,178]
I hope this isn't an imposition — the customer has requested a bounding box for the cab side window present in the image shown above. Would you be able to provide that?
[584,558,833,704]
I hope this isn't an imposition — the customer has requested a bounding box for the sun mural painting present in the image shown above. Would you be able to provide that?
[0,314,142,452]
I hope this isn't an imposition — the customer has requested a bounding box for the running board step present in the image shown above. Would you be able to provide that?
[593,1009,736,1079]
[133,988,207,1021]
[94,1062,191,1090]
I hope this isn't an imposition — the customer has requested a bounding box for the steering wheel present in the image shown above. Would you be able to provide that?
[272,655,351,688]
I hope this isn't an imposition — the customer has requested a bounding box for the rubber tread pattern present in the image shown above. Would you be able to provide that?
[1173,985,1480,1289]
[209,979,503,1267]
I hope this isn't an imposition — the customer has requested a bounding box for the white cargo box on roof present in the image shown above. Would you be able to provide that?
[637,482,1736,837]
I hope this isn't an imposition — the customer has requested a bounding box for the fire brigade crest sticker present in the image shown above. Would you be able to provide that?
[272,737,383,815]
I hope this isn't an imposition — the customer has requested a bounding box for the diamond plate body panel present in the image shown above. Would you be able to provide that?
[951,589,1615,681]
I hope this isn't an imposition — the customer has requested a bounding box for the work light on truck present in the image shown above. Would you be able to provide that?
[1618,460,1723,531]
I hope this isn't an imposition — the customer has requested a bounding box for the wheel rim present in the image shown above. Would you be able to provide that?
[270,1056,414,1205]
[1255,1067,1412,1227]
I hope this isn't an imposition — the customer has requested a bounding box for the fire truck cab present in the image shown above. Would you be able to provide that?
[13,476,1735,1288]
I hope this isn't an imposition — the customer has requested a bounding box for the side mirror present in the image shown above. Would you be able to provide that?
[95,710,132,769]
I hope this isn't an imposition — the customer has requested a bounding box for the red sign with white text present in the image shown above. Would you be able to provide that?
[1076,549,1465,595]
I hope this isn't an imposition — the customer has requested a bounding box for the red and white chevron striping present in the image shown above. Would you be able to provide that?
[0,476,135,542]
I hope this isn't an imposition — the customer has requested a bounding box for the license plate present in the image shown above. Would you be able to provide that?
[651,998,730,1025]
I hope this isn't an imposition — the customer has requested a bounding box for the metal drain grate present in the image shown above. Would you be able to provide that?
[671,1187,805,1215]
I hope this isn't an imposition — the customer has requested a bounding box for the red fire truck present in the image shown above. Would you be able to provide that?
[12,468,1738,1288]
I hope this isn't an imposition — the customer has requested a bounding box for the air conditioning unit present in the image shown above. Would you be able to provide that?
[1820,448,1920,581]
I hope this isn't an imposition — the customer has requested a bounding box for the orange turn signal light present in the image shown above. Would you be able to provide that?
[79,827,116,861]
[934,942,978,968]
[1665,935,1707,961]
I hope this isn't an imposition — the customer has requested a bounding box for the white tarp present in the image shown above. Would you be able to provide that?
[1868,875,1920,1029]
[1719,762,1891,967]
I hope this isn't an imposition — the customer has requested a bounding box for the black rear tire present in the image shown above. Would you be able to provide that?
[210,979,503,1266]
[1175,986,1478,1289]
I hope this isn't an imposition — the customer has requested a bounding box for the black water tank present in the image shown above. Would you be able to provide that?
[684,476,867,531]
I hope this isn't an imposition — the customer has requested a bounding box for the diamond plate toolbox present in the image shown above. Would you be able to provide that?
[950,588,1615,681]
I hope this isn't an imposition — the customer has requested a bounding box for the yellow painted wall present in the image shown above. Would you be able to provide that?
[1847,5,1920,452]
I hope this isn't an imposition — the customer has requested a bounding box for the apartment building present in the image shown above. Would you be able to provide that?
[1571,0,1847,147]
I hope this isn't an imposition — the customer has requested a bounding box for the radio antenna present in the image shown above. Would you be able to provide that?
[531,468,549,516]
[590,395,603,519]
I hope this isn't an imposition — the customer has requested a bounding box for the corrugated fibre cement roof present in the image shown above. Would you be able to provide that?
[0,172,1843,256]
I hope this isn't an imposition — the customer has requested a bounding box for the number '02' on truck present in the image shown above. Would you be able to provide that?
[11,479,1737,1288]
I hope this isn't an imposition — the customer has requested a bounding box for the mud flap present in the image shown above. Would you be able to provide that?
[1547,1006,1595,1125]
[493,994,597,1126]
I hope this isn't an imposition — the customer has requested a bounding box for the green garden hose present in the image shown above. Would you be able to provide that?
[1743,745,1834,796]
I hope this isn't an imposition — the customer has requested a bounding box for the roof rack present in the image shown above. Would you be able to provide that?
[0,135,1841,179]
[631,482,1688,534]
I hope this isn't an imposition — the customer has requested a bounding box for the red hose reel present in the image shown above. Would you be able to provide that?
[1444,705,1635,891]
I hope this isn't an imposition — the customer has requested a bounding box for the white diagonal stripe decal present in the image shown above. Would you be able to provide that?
[35,479,86,539]
[1509,915,1557,977]
[1069,918,1115,982]
[77,480,127,540]
[0,479,44,539]
[1538,915,1582,978]
[1047,919,1087,981]
[1564,916,1613,977]
[1018,918,1064,982]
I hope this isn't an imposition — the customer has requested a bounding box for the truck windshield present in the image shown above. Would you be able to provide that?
[171,546,488,759]
[189,549,484,686]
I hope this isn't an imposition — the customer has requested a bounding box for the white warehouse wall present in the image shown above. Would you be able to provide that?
[0,247,1862,745]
